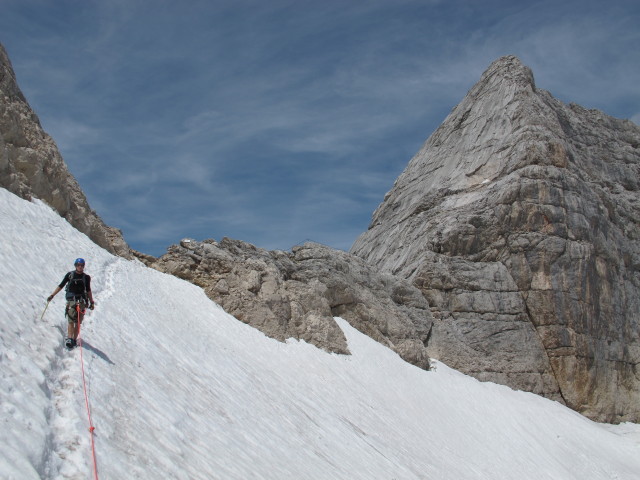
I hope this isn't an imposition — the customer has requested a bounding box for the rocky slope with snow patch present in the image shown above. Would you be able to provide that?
[0,43,129,257]
[143,237,433,370]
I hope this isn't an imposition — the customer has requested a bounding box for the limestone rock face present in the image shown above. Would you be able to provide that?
[0,44,129,257]
[143,238,433,369]
[351,56,640,422]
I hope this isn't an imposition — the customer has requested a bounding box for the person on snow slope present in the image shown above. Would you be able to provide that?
[47,258,95,349]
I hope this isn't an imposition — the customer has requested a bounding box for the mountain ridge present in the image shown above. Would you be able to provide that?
[2,44,638,422]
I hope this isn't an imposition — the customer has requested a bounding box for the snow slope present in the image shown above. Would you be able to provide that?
[1,186,639,480]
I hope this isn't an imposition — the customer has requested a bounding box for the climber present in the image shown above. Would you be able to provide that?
[47,258,95,349]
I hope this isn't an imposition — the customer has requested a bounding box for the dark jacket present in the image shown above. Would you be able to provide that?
[59,271,92,301]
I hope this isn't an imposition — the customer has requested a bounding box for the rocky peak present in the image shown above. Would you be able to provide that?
[364,57,544,264]
[352,56,640,422]
[477,55,536,91]
[0,43,130,257]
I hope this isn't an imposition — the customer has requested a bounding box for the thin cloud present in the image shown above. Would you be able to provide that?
[1,0,638,256]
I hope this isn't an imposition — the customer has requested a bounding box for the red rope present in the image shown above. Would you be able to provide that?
[76,303,99,480]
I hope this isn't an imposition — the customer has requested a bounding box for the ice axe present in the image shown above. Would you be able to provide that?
[40,299,50,321]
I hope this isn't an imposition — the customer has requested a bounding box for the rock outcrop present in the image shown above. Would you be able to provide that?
[351,56,640,422]
[142,238,433,370]
[0,43,129,257]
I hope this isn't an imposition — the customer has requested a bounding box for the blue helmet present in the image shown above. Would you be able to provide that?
[74,258,86,266]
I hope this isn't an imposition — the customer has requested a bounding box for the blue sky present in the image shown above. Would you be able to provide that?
[1,0,639,257]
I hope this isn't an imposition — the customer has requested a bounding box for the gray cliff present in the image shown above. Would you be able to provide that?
[0,44,129,257]
[351,56,640,423]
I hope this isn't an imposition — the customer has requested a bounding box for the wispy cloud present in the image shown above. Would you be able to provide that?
[2,0,638,256]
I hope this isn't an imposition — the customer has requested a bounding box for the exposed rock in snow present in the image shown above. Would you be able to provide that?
[144,238,433,370]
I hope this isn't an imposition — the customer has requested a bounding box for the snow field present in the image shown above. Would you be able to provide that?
[1,187,639,480]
